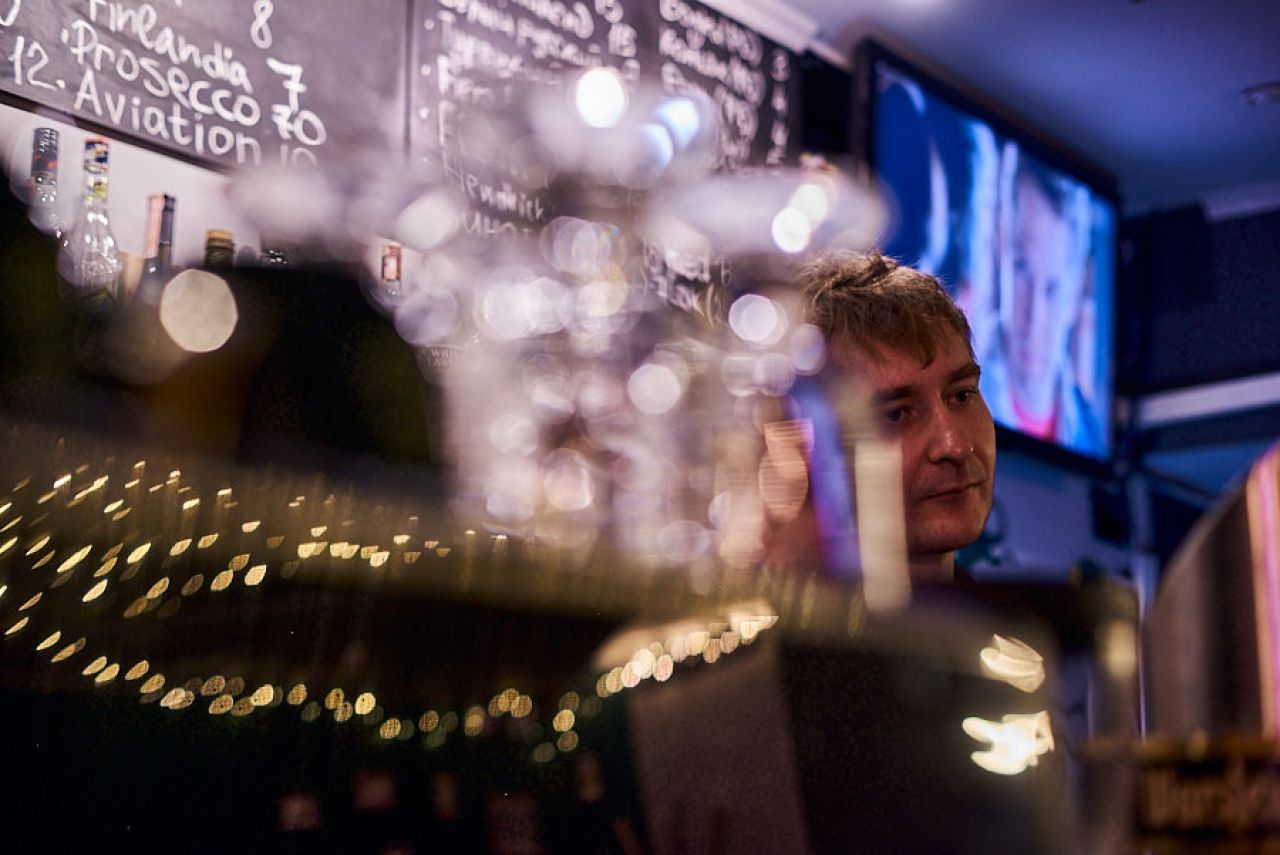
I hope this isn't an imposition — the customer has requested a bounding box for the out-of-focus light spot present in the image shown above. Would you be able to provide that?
[31,550,55,570]
[334,702,354,723]
[657,519,711,563]
[82,655,108,676]
[127,543,151,564]
[103,500,123,514]
[394,190,459,252]
[543,451,595,512]
[241,520,260,533]
[5,616,28,636]
[56,545,93,575]
[702,638,722,664]
[197,533,218,549]
[532,742,556,763]
[654,96,701,150]
[181,574,204,596]
[420,710,440,732]
[627,361,683,414]
[209,694,234,715]
[632,648,656,680]
[266,535,285,549]
[251,685,275,707]
[324,688,344,710]
[577,278,630,320]
[146,577,170,600]
[605,668,623,695]
[25,534,50,556]
[169,539,191,557]
[287,684,307,706]
[161,687,194,710]
[394,284,460,347]
[182,498,200,512]
[37,631,61,651]
[729,294,786,346]
[654,654,674,682]
[211,570,234,591]
[125,660,149,681]
[789,324,827,374]
[83,579,109,603]
[788,180,831,226]
[226,676,246,696]
[51,637,85,662]
[94,662,120,685]
[245,564,267,586]
[464,705,486,737]
[686,632,708,657]
[95,557,118,577]
[512,695,533,719]
[380,719,402,740]
[559,691,580,712]
[301,701,321,722]
[771,206,812,254]
[489,413,539,456]
[355,692,377,716]
[553,709,575,732]
[575,67,627,128]
[159,270,237,353]
[1101,620,1138,681]
[0,536,16,556]
[230,698,255,716]
[19,593,41,611]
[620,664,640,689]
[963,711,1055,776]
[557,731,579,752]
[201,675,226,696]
[141,674,165,694]
[980,634,1046,693]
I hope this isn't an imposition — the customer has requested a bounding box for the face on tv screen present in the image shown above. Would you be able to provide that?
[872,60,1116,461]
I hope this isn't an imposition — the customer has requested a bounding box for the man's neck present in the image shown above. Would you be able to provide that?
[909,551,957,584]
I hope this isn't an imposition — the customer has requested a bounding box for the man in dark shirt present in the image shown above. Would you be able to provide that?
[798,250,996,583]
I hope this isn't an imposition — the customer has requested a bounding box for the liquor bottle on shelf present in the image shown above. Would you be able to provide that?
[204,229,235,268]
[136,193,176,304]
[380,242,402,299]
[57,138,122,309]
[27,127,66,238]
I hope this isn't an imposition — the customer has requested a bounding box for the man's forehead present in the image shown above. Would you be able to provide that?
[832,330,975,381]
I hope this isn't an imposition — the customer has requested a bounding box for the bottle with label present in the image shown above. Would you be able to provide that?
[380,242,402,299]
[57,138,122,308]
[204,229,235,268]
[136,193,176,304]
[28,127,66,238]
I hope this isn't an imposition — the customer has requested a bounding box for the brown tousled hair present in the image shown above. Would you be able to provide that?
[798,250,972,366]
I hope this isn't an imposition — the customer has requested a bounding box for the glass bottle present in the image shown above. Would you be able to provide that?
[136,193,176,304]
[57,138,122,308]
[204,229,235,268]
[28,127,66,238]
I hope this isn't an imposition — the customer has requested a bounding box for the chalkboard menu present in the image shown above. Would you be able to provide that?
[0,0,407,168]
[410,0,798,230]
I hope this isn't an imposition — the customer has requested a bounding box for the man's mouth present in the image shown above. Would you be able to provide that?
[921,482,982,501]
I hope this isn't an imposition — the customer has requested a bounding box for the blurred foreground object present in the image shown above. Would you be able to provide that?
[1141,441,1280,849]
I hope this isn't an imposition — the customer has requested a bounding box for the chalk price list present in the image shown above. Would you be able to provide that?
[0,0,329,168]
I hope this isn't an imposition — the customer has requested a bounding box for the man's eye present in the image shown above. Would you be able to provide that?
[953,387,980,404]
[883,407,909,424]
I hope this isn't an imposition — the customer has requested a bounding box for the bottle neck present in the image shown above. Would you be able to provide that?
[82,170,108,206]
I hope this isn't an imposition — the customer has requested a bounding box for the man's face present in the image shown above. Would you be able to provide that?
[1009,174,1077,413]
[841,330,996,568]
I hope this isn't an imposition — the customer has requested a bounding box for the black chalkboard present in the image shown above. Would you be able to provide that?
[409,0,798,225]
[0,0,408,168]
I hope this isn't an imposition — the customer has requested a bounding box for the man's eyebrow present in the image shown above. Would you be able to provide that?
[871,384,918,406]
[948,362,982,384]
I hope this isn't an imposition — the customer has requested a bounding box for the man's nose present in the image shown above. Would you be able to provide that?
[926,407,973,463]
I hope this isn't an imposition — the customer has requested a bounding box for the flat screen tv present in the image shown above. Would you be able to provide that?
[857,40,1118,465]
